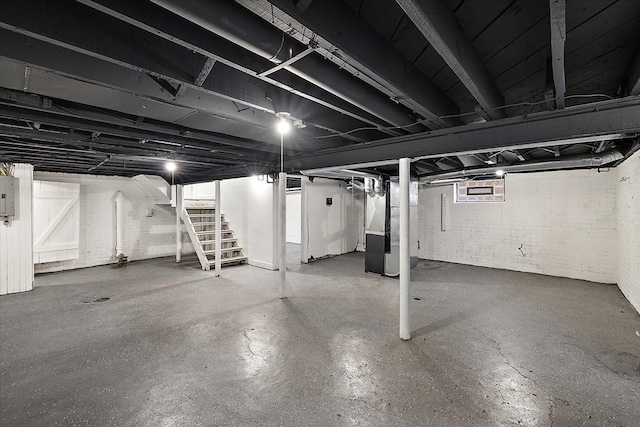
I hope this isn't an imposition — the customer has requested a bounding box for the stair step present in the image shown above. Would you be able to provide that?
[207,255,248,266]
[182,200,247,270]
[199,238,237,245]
[184,201,216,207]
[203,247,243,255]
[196,230,231,236]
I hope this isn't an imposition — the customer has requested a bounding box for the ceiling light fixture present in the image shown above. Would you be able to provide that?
[165,161,177,172]
[495,170,504,177]
[277,119,290,135]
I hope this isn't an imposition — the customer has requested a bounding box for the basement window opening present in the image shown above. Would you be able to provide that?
[455,179,505,203]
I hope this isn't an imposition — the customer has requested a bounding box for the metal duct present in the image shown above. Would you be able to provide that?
[374,177,385,197]
[150,0,423,131]
[364,177,373,195]
[419,149,624,182]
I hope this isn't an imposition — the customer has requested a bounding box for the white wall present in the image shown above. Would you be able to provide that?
[286,191,301,244]
[418,169,618,283]
[301,178,361,261]
[33,172,192,273]
[617,150,640,312]
[0,164,34,295]
[220,177,276,270]
[183,181,216,200]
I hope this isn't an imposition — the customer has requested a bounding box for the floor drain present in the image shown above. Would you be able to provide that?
[413,297,421,301]
[93,297,110,303]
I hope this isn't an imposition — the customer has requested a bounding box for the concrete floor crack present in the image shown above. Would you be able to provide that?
[548,396,570,427]
[231,319,267,361]
[242,328,266,362]
[473,326,531,381]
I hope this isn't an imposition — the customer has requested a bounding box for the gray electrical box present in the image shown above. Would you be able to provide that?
[0,176,16,217]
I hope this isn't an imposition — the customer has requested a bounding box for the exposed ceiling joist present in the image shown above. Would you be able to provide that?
[624,45,640,96]
[148,0,423,132]
[396,0,506,120]
[259,0,462,128]
[0,1,384,144]
[550,0,566,109]
[286,98,640,171]
[76,0,408,136]
[193,57,216,87]
[0,127,240,165]
[0,100,276,158]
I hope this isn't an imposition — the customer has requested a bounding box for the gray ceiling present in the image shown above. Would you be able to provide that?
[0,0,639,183]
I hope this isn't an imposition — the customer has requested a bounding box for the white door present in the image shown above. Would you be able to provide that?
[33,181,80,264]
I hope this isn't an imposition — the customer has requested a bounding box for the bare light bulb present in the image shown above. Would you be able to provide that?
[277,119,290,135]
[165,161,177,172]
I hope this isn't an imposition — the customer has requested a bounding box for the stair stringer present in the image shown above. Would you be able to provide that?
[180,207,210,271]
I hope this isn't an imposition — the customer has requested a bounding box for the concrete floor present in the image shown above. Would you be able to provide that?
[1,245,639,426]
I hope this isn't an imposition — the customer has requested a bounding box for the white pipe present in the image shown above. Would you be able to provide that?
[115,191,125,257]
[175,185,182,262]
[399,158,411,340]
[279,172,287,298]
[215,180,222,276]
[300,178,309,264]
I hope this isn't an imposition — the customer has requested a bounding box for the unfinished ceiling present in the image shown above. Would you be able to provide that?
[0,0,639,183]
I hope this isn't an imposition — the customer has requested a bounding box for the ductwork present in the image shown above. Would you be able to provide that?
[419,149,624,183]
[150,0,423,132]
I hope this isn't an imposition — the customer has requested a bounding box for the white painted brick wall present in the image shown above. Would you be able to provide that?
[418,168,618,283]
[616,150,640,312]
[33,172,193,273]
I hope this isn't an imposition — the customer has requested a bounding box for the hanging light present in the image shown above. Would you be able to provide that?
[165,161,177,172]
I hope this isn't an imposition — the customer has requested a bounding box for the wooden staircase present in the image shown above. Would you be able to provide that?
[180,200,247,270]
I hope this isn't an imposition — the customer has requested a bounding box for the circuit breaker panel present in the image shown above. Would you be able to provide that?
[0,176,16,217]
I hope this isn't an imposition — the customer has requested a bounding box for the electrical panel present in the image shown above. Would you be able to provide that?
[0,176,16,217]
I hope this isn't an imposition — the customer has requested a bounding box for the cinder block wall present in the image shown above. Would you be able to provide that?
[34,172,192,273]
[616,150,640,312]
[418,168,618,284]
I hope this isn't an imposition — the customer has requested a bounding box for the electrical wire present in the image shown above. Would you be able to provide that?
[312,93,616,140]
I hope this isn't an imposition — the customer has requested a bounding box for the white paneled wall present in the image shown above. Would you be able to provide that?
[617,150,640,312]
[0,164,34,295]
[33,181,80,263]
[418,169,618,283]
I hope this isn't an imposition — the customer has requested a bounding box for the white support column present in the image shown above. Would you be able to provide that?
[175,184,182,263]
[115,191,125,257]
[300,177,309,263]
[399,158,411,340]
[279,172,287,298]
[215,180,222,276]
